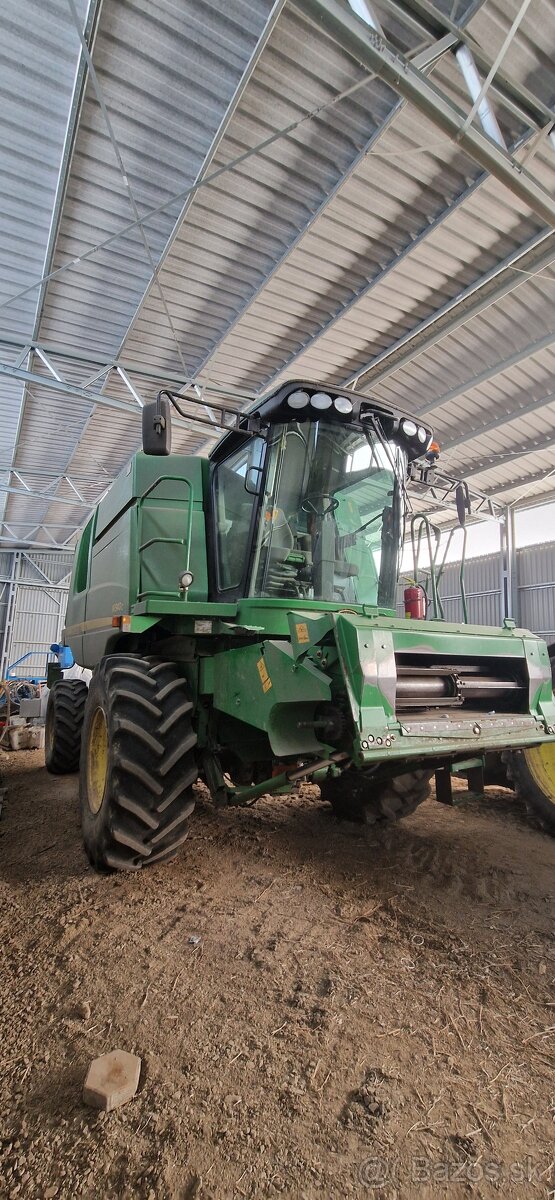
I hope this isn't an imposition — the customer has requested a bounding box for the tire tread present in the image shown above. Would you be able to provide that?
[320,768,432,825]
[80,655,198,871]
[45,679,88,774]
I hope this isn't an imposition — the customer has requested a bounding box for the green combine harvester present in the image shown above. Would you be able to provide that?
[45,381,555,870]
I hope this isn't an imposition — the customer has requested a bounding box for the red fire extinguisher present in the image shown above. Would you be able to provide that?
[404,584,426,620]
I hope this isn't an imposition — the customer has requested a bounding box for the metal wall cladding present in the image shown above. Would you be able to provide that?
[2,551,74,677]
[397,543,555,642]
[397,553,503,626]
[0,551,15,658]
[518,542,555,642]
[18,552,74,585]
[8,591,66,678]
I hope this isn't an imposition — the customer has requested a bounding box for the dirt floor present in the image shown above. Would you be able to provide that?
[0,750,554,1200]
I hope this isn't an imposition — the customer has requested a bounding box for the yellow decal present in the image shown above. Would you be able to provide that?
[257,657,272,693]
[296,622,310,644]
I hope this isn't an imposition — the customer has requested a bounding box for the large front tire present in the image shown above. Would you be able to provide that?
[45,679,88,774]
[80,656,198,871]
[319,768,432,825]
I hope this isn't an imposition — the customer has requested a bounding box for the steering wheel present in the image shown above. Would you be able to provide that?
[301,493,339,519]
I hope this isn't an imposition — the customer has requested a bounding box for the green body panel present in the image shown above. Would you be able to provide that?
[65,453,209,664]
[64,447,555,786]
[212,639,332,756]
[203,610,555,764]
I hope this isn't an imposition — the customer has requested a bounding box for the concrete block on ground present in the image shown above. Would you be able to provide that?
[8,726,31,750]
[83,1049,141,1111]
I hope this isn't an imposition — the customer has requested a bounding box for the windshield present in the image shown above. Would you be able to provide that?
[250,421,406,607]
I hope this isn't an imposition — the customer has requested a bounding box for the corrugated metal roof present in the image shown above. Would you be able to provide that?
[1,0,555,545]
[0,0,88,488]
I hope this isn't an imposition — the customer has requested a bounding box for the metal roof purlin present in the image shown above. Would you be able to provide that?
[343,227,555,388]
[415,327,555,417]
[380,0,554,129]
[0,485,91,509]
[502,480,555,511]
[0,62,377,319]
[65,0,195,382]
[459,430,555,479]
[258,135,543,395]
[488,461,555,499]
[0,466,108,483]
[0,522,81,549]
[0,336,260,397]
[0,537,76,550]
[0,363,152,419]
[192,5,482,389]
[0,361,255,433]
[440,387,555,452]
[95,0,288,388]
[293,0,555,227]
[191,100,404,386]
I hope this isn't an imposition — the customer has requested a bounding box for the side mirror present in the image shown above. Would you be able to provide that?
[142,397,172,456]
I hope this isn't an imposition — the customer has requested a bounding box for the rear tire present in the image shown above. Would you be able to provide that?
[80,655,198,871]
[502,747,555,834]
[45,679,88,774]
[319,768,432,825]
[502,644,555,835]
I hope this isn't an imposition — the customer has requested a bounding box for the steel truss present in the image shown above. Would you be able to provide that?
[295,0,555,226]
[0,340,256,538]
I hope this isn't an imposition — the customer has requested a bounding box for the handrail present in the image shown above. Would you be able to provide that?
[410,513,469,623]
[410,514,442,618]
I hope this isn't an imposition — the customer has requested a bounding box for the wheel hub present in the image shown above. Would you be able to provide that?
[87,706,108,814]
[523,742,555,806]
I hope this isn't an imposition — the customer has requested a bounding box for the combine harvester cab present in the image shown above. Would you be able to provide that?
[47,380,555,869]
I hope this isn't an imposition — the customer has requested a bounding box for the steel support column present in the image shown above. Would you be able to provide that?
[0,551,21,679]
[500,505,519,622]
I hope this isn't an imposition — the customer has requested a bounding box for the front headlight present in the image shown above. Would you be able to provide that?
[287,390,310,409]
[310,392,333,410]
[334,396,353,414]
